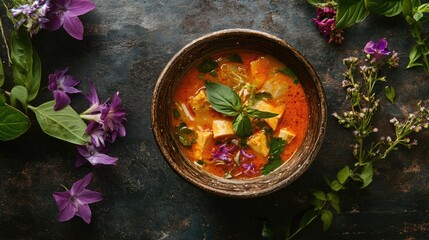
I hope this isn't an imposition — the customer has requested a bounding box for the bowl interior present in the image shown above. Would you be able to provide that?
[151,29,326,198]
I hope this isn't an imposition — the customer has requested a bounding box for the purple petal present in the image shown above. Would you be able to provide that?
[110,92,122,111]
[53,91,71,111]
[376,38,388,51]
[57,202,77,222]
[63,15,84,40]
[53,191,71,211]
[77,145,90,158]
[364,41,375,54]
[71,173,93,195]
[87,152,118,166]
[44,10,63,31]
[48,74,58,92]
[77,189,103,204]
[85,83,99,105]
[76,204,92,224]
[68,0,96,17]
[75,154,88,168]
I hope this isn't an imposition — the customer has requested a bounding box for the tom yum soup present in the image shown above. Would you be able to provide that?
[171,51,310,179]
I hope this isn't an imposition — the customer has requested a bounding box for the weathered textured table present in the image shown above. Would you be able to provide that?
[1,1,429,239]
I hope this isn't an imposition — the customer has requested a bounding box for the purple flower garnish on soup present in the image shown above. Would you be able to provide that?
[364,38,391,60]
[48,67,81,111]
[53,173,103,224]
[212,143,236,162]
[45,0,96,40]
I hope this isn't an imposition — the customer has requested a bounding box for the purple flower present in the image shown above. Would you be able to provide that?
[312,4,344,45]
[53,173,103,224]
[48,67,81,111]
[86,122,106,148]
[76,144,118,167]
[240,149,255,159]
[212,143,236,162]
[11,0,49,35]
[45,0,96,40]
[364,38,391,60]
[82,83,103,114]
[242,162,256,175]
[100,92,126,142]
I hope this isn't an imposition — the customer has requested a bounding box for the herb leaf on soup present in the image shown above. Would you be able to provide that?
[175,122,197,147]
[261,137,287,175]
[205,81,242,116]
[246,108,278,118]
[198,59,218,73]
[278,66,298,84]
[233,113,252,138]
[228,54,243,63]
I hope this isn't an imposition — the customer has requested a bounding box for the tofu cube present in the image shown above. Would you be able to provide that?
[260,73,290,99]
[189,90,210,114]
[277,128,296,144]
[193,130,213,159]
[252,101,285,130]
[212,120,235,138]
[247,131,269,157]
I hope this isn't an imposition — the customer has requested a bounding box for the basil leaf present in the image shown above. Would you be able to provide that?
[10,85,28,110]
[205,81,242,116]
[330,179,344,191]
[336,165,350,184]
[261,137,287,175]
[175,122,197,147]
[11,28,41,102]
[359,162,373,188]
[233,113,252,138]
[418,3,429,12]
[336,0,370,29]
[173,108,181,119]
[246,108,278,118]
[0,90,5,105]
[0,58,4,87]
[198,59,218,73]
[29,100,90,145]
[321,210,333,231]
[278,66,298,83]
[327,192,341,213]
[313,191,326,201]
[384,86,396,103]
[407,44,423,68]
[0,105,30,141]
[367,0,403,17]
[228,54,243,63]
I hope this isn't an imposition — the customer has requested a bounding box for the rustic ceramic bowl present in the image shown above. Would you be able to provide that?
[151,29,326,198]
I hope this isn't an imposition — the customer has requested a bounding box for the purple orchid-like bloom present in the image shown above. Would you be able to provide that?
[45,0,96,40]
[48,67,81,111]
[53,172,103,224]
[212,143,236,162]
[86,122,106,148]
[100,92,126,142]
[76,144,118,167]
[242,162,256,175]
[364,38,391,60]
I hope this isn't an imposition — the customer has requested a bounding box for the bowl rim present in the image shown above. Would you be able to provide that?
[151,28,327,198]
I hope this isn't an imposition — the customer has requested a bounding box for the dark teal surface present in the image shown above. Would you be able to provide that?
[1,1,429,239]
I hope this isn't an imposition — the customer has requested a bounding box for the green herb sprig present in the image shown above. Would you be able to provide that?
[281,41,429,239]
[308,0,429,73]
[205,81,278,138]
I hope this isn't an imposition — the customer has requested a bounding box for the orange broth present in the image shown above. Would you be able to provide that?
[171,51,309,179]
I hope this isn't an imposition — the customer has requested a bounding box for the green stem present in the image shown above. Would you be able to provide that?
[287,214,318,240]
[0,17,11,65]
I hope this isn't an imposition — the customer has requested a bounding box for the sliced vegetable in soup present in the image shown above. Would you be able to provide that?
[171,51,309,179]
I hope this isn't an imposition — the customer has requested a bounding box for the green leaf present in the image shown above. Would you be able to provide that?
[175,122,197,147]
[198,59,218,73]
[313,191,326,201]
[261,220,273,239]
[278,66,298,83]
[366,0,403,17]
[205,81,242,116]
[336,0,370,29]
[0,58,4,87]
[407,45,423,68]
[330,179,344,191]
[321,210,333,231]
[327,192,341,213]
[413,11,424,21]
[0,90,5,105]
[173,108,181,119]
[261,137,287,175]
[310,197,325,210]
[384,86,396,103]
[246,108,278,118]
[228,54,243,63]
[417,3,429,12]
[0,105,30,141]
[29,101,90,145]
[10,85,28,110]
[11,28,41,102]
[359,162,373,188]
[307,0,324,6]
[337,166,350,184]
[233,113,252,138]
